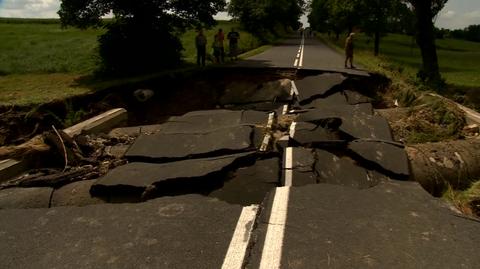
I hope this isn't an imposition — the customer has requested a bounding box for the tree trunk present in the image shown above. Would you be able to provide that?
[374,30,380,56]
[407,139,480,197]
[412,1,442,83]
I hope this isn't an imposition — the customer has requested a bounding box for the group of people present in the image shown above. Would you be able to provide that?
[195,28,240,67]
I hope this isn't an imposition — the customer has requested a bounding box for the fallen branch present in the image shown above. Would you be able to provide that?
[52,125,68,171]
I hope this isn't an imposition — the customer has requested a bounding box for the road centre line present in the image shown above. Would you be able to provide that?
[222,205,260,269]
[284,147,293,187]
[291,81,299,96]
[293,35,305,68]
[259,187,291,269]
[289,122,297,139]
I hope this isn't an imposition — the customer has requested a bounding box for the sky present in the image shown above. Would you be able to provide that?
[0,0,479,30]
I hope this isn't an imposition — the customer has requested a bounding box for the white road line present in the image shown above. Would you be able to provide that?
[293,34,305,68]
[259,187,291,269]
[294,59,299,67]
[284,147,293,169]
[298,41,305,68]
[284,147,293,187]
[260,134,272,152]
[291,81,299,96]
[289,122,297,139]
[222,205,260,269]
[282,105,289,115]
[267,112,275,130]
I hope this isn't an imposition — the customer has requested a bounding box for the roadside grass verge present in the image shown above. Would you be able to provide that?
[443,181,480,217]
[0,19,264,106]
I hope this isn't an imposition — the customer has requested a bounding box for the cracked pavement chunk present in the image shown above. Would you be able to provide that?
[349,140,410,179]
[291,122,344,146]
[91,152,256,196]
[344,90,372,105]
[140,110,268,135]
[315,149,380,189]
[51,180,106,207]
[0,195,243,269]
[126,125,256,161]
[0,187,53,209]
[300,92,348,109]
[209,158,280,206]
[253,182,480,269]
[220,79,292,105]
[294,73,347,104]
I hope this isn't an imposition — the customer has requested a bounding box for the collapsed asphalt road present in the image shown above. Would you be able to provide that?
[1,70,479,268]
[0,36,479,269]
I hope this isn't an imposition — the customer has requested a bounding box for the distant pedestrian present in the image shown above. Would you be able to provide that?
[227,28,240,60]
[345,33,355,69]
[196,28,207,67]
[213,29,225,63]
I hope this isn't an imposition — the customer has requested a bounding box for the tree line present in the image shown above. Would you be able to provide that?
[58,0,306,75]
[308,0,449,87]
[436,25,480,42]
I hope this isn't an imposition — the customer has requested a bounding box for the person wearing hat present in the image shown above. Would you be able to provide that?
[345,33,355,69]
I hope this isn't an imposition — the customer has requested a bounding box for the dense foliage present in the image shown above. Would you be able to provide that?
[228,0,305,40]
[59,0,226,74]
[308,0,449,85]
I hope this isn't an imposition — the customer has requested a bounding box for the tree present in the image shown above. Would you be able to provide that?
[228,0,305,40]
[58,0,226,74]
[406,0,448,85]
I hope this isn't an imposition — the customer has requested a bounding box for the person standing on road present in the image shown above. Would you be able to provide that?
[227,28,240,61]
[213,28,225,63]
[196,28,207,67]
[345,33,355,69]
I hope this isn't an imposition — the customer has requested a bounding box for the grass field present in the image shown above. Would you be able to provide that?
[323,33,480,88]
[0,19,262,106]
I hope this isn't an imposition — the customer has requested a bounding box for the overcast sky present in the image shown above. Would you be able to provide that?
[0,0,479,30]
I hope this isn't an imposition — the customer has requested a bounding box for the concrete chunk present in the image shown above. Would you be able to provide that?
[92,152,256,195]
[0,159,27,183]
[349,140,410,178]
[0,187,53,209]
[126,126,255,162]
[64,108,127,136]
[294,73,347,104]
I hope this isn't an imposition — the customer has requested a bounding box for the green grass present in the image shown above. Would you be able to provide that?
[444,181,480,217]
[322,33,480,88]
[0,20,264,106]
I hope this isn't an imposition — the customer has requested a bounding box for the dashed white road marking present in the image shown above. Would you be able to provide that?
[293,34,305,68]
[222,205,260,269]
[291,81,299,96]
[282,105,289,115]
[260,134,272,152]
[289,122,297,139]
[267,112,275,130]
[284,147,293,187]
[259,187,291,269]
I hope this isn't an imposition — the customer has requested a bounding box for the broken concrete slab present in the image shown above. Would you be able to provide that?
[140,110,269,135]
[344,90,372,105]
[340,115,394,141]
[220,79,292,105]
[315,149,380,189]
[209,158,280,206]
[0,159,28,183]
[300,92,348,109]
[126,126,256,162]
[51,180,106,207]
[290,122,344,146]
[108,126,141,137]
[349,140,410,179]
[104,145,130,159]
[249,182,480,268]
[0,195,244,269]
[296,104,374,121]
[0,187,53,209]
[294,73,347,104]
[64,108,128,137]
[91,152,256,198]
[297,109,393,141]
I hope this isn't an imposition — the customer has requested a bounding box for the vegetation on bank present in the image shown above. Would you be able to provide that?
[0,20,262,106]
